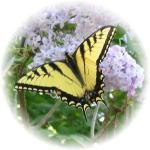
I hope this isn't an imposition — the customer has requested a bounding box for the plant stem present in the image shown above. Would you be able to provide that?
[17,91,29,125]
[17,52,33,125]
[124,96,129,123]
[35,100,62,128]
[94,115,116,139]
[113,113,118,136]
[90,102,100,138]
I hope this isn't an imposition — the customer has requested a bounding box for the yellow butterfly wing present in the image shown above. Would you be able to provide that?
[15,61,85,107]
[73,26,116,92]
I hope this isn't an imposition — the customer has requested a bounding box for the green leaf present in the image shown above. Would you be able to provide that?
[114,25,126,39]
[25,92,56,124]
[63,22,77,32]
[112,38,127,46]
[106,90,127,108]
[13,36,26,49]
[14,56,25,63]
[39,31,48,37]
[53,22,77,33]
[55,39,64,46]
[112,26,127,46]
[53,23,61,32]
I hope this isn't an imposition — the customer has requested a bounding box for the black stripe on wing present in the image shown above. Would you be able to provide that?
[93,34,97,43]
[86,38,92,51]
[97,27,116,64]
[95,27,116,92]
[79,43,86,76]
[40,65,51,76]
[65,52,85,86]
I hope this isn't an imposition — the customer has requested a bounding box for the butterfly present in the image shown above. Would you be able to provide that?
[15,26,116,121]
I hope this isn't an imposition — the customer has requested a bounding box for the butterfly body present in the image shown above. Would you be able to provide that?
[15,26,116,119]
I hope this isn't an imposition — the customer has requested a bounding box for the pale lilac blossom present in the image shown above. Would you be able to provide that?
[100,45,144,97]
[19,5,118,68]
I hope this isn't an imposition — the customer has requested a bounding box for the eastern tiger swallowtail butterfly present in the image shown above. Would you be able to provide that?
[15,26,116,121]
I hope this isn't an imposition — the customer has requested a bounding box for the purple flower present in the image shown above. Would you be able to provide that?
[100,45,144,97]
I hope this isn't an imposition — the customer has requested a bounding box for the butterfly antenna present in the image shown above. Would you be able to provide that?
[101,100,110,111]
[82,109,87,122]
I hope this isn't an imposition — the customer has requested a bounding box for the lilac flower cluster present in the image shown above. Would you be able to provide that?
[18,5,144,97]
[100,45,144,97]
[20,5,118,68]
